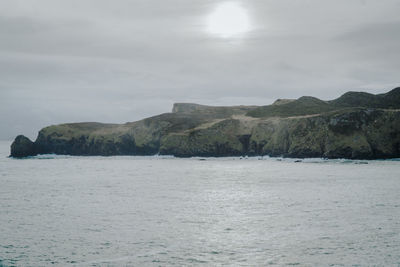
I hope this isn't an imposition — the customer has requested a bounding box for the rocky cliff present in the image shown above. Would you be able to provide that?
[10,88,400,159]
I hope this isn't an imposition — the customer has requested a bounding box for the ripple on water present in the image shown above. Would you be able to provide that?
[0,140,399,266]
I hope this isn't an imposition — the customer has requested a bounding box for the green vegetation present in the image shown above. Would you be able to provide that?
[247,96,335,118]
[247,87,400,118]
[10,87,400,159]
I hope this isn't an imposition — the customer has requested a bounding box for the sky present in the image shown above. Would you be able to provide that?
[1,0,399,140]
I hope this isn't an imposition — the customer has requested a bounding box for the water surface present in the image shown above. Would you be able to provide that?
[0,141,399,266]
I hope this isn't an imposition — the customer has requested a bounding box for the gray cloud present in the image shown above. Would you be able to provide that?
[0,0,399,140]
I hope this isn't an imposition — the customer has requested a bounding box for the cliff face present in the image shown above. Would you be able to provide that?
[10,88,400,159]
[160,108,400,159]
[250,109,400,159]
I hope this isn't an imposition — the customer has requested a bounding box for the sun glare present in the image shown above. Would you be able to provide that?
[206,2,251,38]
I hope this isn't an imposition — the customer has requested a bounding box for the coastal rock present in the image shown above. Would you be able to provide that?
[159,119,252,157]
[10,135,36,158]
[10,87,400,159]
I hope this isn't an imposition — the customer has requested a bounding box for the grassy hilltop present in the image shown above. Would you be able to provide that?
[11,87,400,159]
[247,87,400,118]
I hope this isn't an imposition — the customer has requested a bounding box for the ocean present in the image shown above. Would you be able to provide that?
[0,140,399,266]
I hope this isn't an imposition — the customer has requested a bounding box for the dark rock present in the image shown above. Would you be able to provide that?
[10,135,37,158]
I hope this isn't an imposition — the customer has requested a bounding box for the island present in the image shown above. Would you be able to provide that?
[10,87,400,159]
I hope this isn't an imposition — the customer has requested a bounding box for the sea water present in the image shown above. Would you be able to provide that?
[0,140,399,266]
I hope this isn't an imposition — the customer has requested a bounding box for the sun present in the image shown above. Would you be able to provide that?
[206,2,251,38]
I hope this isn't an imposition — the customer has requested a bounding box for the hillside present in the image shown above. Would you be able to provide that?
[247,87,400,118]
[10,87,400,159]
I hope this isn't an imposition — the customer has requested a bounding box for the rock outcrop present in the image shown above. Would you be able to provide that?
[10,87,400,159]
[10,135,36,158]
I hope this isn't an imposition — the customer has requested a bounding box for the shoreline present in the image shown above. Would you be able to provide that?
[6,152,400,162]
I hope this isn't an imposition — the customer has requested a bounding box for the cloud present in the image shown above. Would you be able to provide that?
[0,0,399,139]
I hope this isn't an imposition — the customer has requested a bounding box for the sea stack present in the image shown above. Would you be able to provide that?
[10,135,36,158]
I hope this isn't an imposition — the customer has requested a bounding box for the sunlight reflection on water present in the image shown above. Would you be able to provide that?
[0,141,399,266]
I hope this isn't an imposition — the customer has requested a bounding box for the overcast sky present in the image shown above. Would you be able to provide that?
[1,0,399,140]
